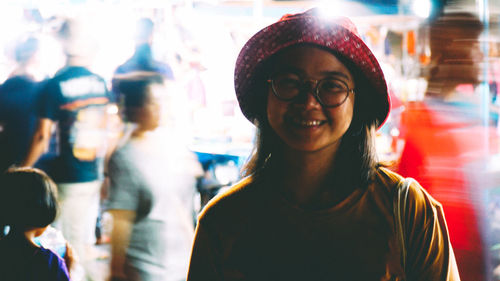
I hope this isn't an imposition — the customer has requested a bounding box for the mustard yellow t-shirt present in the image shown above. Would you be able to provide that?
[187,167,460,281]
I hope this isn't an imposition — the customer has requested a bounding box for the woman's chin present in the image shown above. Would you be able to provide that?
[283,139,341,155]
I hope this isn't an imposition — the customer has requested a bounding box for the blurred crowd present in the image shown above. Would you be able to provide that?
[0,8,212,281]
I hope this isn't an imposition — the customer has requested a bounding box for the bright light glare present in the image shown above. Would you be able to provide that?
[412,0,431,18]
[107,104,119,115]
[317,0,374,18]
[318,0,344,18]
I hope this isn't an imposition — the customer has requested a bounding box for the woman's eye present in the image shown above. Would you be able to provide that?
[277,78,300,88]
[320,80,346,92]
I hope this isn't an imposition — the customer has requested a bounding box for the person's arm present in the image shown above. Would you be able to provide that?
[108,209,136,280]
[405,182,461,281]
[100,104,123,201]
[63,242,76,274]
[106,148,140,280]
[21,118,53,167]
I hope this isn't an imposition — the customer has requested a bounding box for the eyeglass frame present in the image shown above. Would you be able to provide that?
[266,76,355,108]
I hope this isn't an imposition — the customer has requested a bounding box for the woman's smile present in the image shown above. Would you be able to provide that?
[285,114,328,138]
[290,117,327,128]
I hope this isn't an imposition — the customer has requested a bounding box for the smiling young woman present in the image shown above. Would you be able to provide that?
[187,8,460,281]
[266,46,355,155]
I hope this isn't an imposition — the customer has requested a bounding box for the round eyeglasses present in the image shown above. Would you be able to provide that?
[267,74,354,107]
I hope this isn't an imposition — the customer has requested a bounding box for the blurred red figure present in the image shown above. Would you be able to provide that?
[396,12,498,281]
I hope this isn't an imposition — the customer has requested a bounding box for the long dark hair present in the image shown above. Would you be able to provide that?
[241,45,380,190]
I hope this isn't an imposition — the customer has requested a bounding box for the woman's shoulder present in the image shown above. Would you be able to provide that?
[376,166,403,186]
[374,166,404,196]
[375,166,443,211]
[197,176,260,224]
[108,140,138,171]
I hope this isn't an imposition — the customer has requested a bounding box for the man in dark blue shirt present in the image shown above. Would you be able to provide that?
[112,17,175,100]
[0,36,48,173]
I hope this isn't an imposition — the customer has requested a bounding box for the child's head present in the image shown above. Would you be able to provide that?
[117,72,164,131]
[0,167,58,232]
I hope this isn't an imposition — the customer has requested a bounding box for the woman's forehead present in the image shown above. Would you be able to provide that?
[271,46,354,79]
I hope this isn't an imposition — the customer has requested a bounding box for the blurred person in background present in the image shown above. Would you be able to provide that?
[396,11,498,281]
[107,73,202,281]
[21,17,116,281]
[112,17,174,96]
[0,36,48,173]
[111,16,180,145]
[188,8,459,281]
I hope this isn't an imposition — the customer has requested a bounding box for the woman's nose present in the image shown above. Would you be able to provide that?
[295,89,322,109]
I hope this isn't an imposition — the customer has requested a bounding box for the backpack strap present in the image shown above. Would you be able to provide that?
[394,177,413,273]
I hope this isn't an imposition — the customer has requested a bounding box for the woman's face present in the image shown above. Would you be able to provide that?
[266,46,355,153]
[137,86,161,131]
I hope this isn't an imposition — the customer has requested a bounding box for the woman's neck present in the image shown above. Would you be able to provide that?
[272,145,338,207]
[131,128,147,138]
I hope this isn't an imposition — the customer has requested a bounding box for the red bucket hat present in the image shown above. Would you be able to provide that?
[234,8,390,128]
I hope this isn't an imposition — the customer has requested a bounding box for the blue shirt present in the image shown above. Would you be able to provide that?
[0,234,70,281]
[0,75,46,172]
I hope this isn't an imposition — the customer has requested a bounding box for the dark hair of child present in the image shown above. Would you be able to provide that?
[0,167,58,233]
[0,167,70,281]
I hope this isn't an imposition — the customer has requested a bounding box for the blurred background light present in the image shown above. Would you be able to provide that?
[412,0,431,18]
